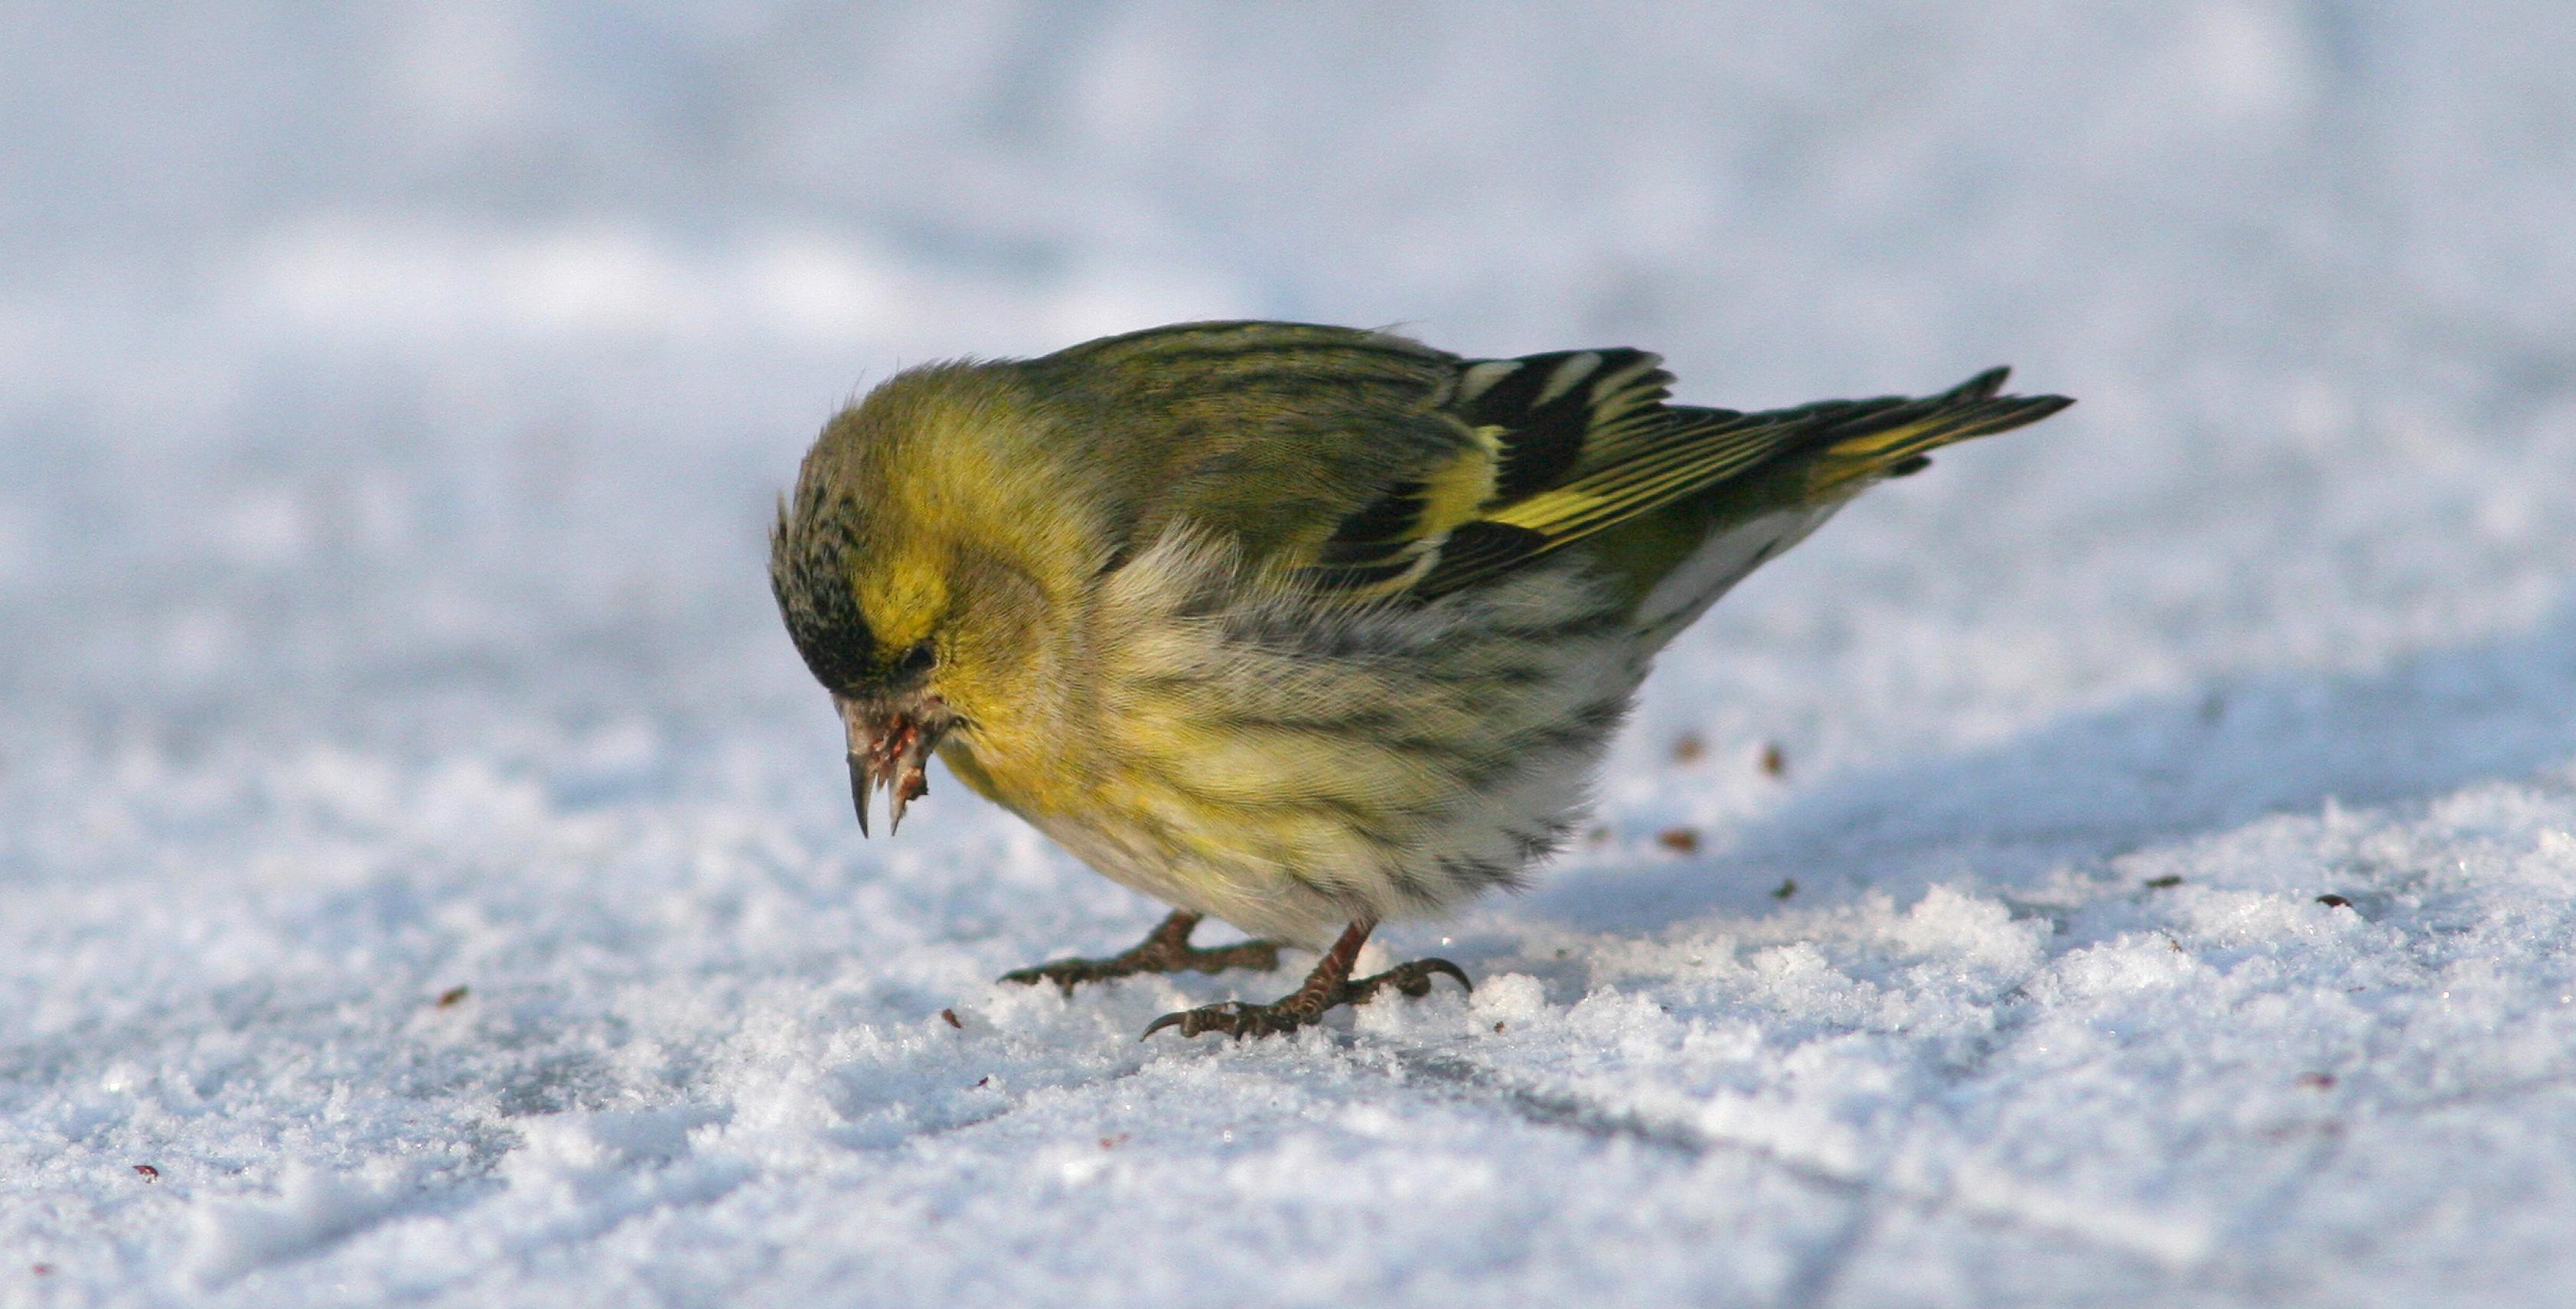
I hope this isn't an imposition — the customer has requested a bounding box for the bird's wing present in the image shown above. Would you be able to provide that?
[1035,322,2069,603]
[1035,321,1475,571]
[1303,350,2073,600]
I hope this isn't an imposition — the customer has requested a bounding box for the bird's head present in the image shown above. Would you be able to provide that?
[769,369,1073,836]
[771,497,960,835]
[768,387,975,837]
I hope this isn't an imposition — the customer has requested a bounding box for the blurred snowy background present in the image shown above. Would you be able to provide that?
[5,2,2575,1304]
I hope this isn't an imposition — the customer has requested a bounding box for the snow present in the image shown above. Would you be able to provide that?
[5,2,2576,1304]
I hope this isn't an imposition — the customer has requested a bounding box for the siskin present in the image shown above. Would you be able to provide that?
[770,321,2070,1038]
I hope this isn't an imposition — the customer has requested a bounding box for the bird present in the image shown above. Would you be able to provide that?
[768,321,2072,1039]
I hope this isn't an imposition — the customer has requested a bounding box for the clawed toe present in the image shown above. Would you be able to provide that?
[1140,1000,1319,1040]
[999,910,1283,995]
[999,959,1117,995]
[1346,956,1472,1002]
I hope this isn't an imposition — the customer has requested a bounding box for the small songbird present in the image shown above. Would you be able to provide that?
[770,321,2070,1038]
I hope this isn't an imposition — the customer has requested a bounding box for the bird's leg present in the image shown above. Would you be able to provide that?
[1141,920,1471,1040]
[999,910,1283,995]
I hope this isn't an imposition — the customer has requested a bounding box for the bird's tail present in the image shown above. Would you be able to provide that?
[1788,366,2073,498]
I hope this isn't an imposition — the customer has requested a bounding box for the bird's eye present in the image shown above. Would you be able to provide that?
[893,640,936,679]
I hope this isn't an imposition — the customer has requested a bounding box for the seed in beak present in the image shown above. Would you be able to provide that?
[839,698,954,838]
[889,750,929,835]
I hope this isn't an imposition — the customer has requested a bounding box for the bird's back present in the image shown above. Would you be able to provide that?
[1013,321,2069,642]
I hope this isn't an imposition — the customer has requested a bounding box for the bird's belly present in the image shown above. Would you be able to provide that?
[940,733,1354,942]
[1021,805,1359,947]
[1016,683,1636,945]
[957,535,1646,944]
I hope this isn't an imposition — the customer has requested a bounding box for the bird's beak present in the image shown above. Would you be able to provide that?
[840,694,957,837]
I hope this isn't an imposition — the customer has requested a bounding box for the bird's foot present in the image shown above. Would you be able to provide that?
[1000,910,1281,995]
[1142,920,1469,1040]
[1139,959,1472,1040]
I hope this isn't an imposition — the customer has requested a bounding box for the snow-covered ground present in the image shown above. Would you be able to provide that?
[5,3,2575,1304]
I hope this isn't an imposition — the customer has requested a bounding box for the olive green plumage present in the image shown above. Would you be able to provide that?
[770,320,2070,1029]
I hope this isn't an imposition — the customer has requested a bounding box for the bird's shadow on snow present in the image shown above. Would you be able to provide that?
[1512,594,2576,940]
